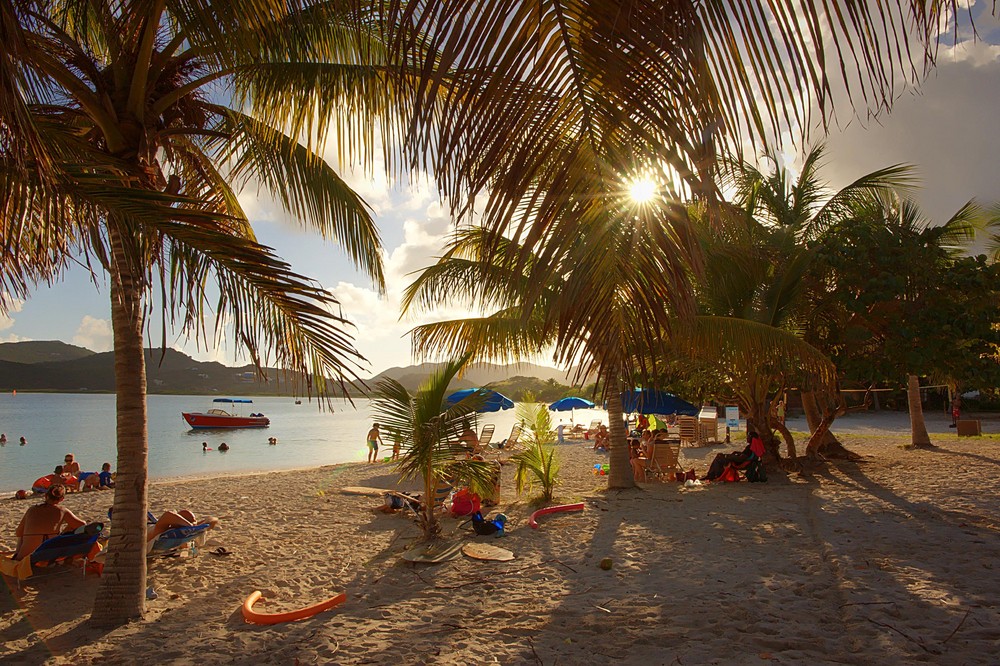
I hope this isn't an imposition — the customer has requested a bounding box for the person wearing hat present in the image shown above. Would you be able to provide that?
[13,485,86,560]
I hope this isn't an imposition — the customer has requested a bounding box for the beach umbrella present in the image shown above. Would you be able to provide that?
[445,388,515,413]
[548,396,596,422]
[619,389,698,416]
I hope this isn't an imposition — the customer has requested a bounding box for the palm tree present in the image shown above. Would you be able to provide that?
[0,2,402,625]
[403,205,701,490]
[384,2,972,257]
[714,146,913,453]
[370,357,500,539]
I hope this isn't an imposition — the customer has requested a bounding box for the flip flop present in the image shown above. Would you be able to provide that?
[210,547,232,556]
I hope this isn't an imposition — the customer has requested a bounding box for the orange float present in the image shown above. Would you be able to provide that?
[529,502,585,529]
[241,590,346,625]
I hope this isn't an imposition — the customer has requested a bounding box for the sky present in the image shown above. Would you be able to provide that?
[2,5,998,377]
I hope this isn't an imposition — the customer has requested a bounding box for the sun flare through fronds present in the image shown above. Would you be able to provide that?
[629,178,658,204]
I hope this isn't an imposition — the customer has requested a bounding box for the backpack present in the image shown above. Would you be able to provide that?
[745,457,767,483]
[450,488,481,517]
[471,511,507,536]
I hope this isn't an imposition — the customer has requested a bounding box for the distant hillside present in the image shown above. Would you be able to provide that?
[0,342,580,395]
[0,345,303,395]
[367,361,578,393]
[0,340,94,364]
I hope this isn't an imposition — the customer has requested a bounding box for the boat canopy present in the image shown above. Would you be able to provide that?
[213,398,253,404]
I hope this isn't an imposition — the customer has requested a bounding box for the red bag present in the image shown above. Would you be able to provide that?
[719,465,741,483]
[450,488,481,517]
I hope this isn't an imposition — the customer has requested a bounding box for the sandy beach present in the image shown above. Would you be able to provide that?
[2,427,999,665]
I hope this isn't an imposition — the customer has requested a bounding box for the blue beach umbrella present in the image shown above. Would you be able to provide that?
[619,389,698,416]
[445,388,515,413]
[549,396,596,422]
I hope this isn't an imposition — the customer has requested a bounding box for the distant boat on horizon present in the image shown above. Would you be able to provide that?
[182,398,270,430]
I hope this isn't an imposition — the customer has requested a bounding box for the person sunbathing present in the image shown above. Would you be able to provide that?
[147,510,218,543]
[14,485,86,560]
[702,431,765,481]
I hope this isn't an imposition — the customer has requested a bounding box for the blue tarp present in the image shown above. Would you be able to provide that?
[619,389,698,416]
[213,398,253,403]
[445,388,515,413]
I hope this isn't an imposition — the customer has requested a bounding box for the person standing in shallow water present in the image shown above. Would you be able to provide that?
[19,436,26,446]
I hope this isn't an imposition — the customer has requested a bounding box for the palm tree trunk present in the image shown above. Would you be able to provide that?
[801,389,842,452]
[907,374,932,448]
[605,369,635,489]
[92,229,149,626]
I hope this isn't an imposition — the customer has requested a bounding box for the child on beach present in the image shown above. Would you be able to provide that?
[98,463,114,489]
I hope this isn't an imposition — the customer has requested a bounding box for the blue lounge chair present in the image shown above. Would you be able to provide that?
[0,522,104,583]
[149,523,212,557]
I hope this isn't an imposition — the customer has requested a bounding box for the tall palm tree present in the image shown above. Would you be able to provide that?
[370,356,499,539]
[403,205,701,490]
[0,1,403,625]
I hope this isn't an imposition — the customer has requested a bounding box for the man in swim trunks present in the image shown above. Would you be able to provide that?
[366,423,383,463]
[14,485,86,560]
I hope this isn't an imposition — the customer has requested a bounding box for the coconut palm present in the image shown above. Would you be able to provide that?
[385,2,974,257]
[0,1,406,625]
[370,356,500,539]
[711,146,913,453]
[403,201,701,490]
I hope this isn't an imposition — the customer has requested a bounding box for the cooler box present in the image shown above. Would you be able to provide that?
[956,420,981,437]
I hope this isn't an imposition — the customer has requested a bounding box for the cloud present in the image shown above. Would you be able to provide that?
[823,48,1000,222]
[0,295,24,333]
[72,315,113,352]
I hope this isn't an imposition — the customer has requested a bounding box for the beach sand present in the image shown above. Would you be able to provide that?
[2,433,999,664]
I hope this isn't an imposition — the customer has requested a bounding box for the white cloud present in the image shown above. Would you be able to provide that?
[0,295,24,332]
[72,315,113,352]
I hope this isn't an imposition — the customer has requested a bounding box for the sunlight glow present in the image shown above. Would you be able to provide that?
[629,178,657,204]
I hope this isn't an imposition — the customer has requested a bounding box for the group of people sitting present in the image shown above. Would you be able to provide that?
[30,454,114,494]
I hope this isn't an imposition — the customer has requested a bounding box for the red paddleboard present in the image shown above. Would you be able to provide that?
[529,502,585,529]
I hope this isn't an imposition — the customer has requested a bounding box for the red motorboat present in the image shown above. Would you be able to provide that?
[182,398,269,429]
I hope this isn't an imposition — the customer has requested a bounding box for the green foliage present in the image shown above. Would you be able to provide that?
[371,356,498,539]
[809,197,1000,390]
[487,376,576,402]
[511,403,560,501]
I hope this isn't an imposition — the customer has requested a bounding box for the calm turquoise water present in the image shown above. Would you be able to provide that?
[0,392,608,493]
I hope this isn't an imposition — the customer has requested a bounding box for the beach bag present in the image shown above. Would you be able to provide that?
[450,488,481,517]
[719,465,741,483]
[471,511,506,536]
[745,457,767,483]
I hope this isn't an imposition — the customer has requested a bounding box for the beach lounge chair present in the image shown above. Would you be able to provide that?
[0,522,104,584]
[490,424,523,456]
[479,424,496,449]
[149,523,213,557]
[585,419,602,440]
[678,416,701,446]
[645,441,682,481]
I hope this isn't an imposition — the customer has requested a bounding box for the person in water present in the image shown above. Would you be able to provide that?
[202,442,209,452]
[0,433,6,445]
[14,485,86,560]
[218,442,229,452]
[366,423,383,463]
[19,436,26,446]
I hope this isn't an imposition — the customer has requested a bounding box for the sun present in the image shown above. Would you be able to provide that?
[628,178,657,204]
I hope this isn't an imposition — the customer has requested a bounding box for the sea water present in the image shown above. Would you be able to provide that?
[0,392,609,493]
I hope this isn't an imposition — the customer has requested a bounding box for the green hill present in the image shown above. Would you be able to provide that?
[0,340,94,364]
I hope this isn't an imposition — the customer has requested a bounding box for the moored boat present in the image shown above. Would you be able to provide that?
[182,398,269,429]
